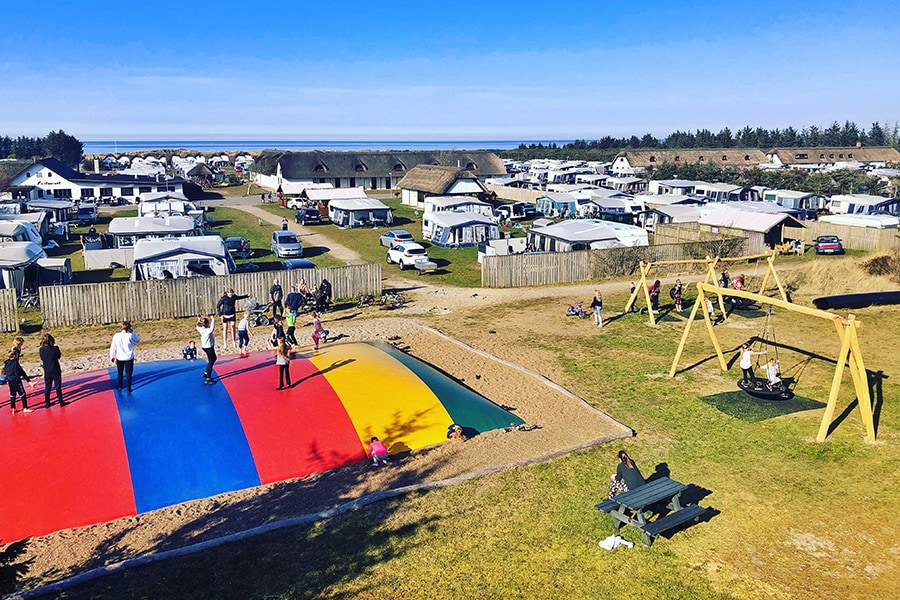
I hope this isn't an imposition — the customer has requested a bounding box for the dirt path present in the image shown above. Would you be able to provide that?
[230,202,366,265]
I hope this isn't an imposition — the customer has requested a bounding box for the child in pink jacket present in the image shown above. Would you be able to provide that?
[368,437,389,466]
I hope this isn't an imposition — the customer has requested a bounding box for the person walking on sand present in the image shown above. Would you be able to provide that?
[216,288,249,350]
[281,217,288,231]
[275,337,292,390]
[109,321,140,392]
[5,347,35,413]
[39,333,66,408]
[197,315,217,383]
[269,277,284,319]
[311,311,329,350]
[590,289,603,328]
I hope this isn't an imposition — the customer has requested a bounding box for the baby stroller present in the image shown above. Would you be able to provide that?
[566,301,590,318]
[243,297,272,327]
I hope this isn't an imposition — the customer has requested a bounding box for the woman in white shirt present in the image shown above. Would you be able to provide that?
[739,343,766,387]
[109,321,140,392]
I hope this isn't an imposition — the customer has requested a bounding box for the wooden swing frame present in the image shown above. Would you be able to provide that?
[669,282,875,443]
[623,251,787,326]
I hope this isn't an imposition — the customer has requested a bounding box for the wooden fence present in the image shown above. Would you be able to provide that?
[38,264,382,328]
[483,183,545,204]
[481,238,747,288]
[0,289,17,333]
[784,222,900,252]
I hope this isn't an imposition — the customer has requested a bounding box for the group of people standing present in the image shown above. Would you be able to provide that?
[5,334,67,414]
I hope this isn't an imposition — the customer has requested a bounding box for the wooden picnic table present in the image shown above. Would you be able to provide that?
[595,477,706,546]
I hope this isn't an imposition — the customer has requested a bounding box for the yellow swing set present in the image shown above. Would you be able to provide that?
[669,282,875,443]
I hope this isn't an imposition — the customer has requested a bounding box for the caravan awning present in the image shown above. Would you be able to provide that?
[0,242,47,268]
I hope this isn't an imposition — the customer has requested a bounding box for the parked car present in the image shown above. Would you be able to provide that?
[387,242,429,269]
[814,235,844,255]
[379,229,415,247]
[271,231,303,257]
[283,258,317,270]
[294,208,322,225]
[224,237,252,259]
[286,198,310,210]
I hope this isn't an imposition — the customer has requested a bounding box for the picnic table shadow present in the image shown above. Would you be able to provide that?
[643,463,719,540]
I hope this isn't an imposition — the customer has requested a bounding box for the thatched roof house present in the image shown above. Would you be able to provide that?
[397,164,492,206]
[252,150,505,193]
[612,149,768,175]
[765,146,900,170]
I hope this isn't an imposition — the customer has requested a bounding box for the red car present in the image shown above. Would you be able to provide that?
[814,235,844,255]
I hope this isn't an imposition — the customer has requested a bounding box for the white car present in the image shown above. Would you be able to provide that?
[286,198,306,210]
[386,243,429,269]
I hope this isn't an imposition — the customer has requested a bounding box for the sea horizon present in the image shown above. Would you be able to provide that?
[82,139,572,155]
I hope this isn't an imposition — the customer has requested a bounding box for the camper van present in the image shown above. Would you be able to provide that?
[76,203,99,226]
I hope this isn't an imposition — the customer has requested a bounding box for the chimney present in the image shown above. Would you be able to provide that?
[94,158,100,173]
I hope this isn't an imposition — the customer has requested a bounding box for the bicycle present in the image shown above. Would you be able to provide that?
[379,291,407,308]
[19,293,40,309]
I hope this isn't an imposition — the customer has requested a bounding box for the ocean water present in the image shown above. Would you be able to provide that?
[83,140,571,154]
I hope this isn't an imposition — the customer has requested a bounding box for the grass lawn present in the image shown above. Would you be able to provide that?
[37,277,900,599]
[258,199,512,287]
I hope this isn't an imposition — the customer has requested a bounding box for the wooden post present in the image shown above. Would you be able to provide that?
[816,319,854,442]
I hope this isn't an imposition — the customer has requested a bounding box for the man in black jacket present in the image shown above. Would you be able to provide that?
[269,278,284,319]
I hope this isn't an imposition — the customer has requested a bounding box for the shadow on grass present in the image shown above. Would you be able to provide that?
[699,391,826,423]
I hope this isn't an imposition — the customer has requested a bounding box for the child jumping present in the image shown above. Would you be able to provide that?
[276,337,292,390]
[237,312,252,357]
[311,311,329,350]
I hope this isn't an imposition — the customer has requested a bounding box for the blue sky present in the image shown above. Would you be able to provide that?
[2,1,898,141]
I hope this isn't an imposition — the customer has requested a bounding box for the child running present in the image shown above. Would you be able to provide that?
[311,311,329,350]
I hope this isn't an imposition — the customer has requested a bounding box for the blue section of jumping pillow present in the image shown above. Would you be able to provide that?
[110,360,261,513]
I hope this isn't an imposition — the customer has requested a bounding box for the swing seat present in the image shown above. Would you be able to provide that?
[737,379,794,400]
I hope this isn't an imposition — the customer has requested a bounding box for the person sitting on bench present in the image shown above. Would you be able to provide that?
[608,450,646,499]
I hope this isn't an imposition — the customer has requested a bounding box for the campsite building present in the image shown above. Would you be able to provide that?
[765,146,900,171]
[7,158,184,203]
[612,149,768,176]
[397,164,493,207]
[697,206,804,252]
[251,150,504,194]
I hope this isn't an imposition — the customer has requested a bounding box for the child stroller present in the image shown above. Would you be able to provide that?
[243,297,272,326]
[566,301,590,318]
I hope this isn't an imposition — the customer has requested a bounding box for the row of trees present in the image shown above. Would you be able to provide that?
[505,121,900,162]
[0,130,83,169]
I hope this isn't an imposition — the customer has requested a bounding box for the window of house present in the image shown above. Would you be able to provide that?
[698,156,705,162]
[350,177,356,187]
[796,153,808,159]
[53,188,72,199]
[121,188,134,196]
[649,156,656,162]
[721,155,728,161]
[744,155,751,160]
[371,177,377,189]
[80,188,95,198]
[829,154,834,159]
[355,163,367,172]
[334,179,341,188]
[839,153,844,158]
[820,154,825,159]
[674,156,680,161]
[465,162,477,170]
[139,186,152,194]
[848,153,853,159]
[100,188,113,197]
[392,163,405,172]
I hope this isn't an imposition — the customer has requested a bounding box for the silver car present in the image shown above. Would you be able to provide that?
[271,231,303,257]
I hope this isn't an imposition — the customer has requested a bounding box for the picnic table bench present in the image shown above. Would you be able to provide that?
[595,477,705,546]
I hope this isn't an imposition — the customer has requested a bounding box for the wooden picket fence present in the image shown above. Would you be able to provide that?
[37,264,382,328]
[0,288,17,333]
[481,239,747,288]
